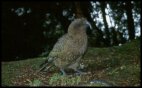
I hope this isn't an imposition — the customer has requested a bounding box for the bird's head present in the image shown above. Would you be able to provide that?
[68,18,92,36]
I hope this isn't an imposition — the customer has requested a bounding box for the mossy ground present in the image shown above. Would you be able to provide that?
[2,39,140,86]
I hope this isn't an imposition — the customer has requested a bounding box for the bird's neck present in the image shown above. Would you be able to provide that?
[68,29,87,39]
[68,31,88,47]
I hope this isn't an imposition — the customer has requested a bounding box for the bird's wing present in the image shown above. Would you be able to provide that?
[48,34,80,62]
[38,34,69,71]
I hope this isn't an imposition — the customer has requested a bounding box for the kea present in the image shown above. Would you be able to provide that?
[38,18,92,75]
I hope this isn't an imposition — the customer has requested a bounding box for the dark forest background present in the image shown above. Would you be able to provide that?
[2,1,141,61]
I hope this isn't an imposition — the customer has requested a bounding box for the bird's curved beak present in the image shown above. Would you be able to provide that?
[85,21,92,35]
[85,21,92,30]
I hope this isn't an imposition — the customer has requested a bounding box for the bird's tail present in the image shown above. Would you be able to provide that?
[36,58,54,73]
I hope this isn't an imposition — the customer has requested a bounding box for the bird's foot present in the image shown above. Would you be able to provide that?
[60,68,67,76]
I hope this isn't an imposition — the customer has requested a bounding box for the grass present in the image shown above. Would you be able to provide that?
[2,39,140,86]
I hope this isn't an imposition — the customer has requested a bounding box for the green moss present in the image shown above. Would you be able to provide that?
[29,79,42,86]
[106,64,140,86]
[48,73,81,86]
[2,57,45,86]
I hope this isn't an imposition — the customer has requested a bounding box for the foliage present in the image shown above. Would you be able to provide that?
[2,1,141,61]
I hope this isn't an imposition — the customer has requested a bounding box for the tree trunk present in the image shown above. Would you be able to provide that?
[100,1,111,46]
[125,1,135,40]
[74,2,84,18]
